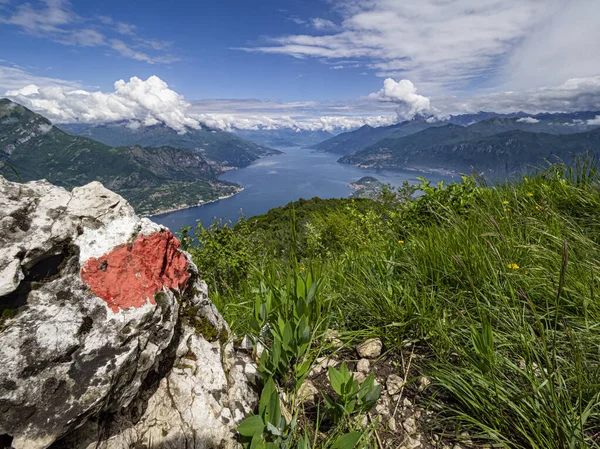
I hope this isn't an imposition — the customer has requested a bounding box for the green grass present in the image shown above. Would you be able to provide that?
[184,160,600,448]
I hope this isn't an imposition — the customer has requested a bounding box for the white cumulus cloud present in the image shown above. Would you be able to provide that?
[517,117,540,124]
[4,74,398,132]
[5,75,200,132]
[588,116,600,126]
[369,78,433,120]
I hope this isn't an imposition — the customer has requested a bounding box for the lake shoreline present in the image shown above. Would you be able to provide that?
[147,186,245,218]
[151,146,455,232]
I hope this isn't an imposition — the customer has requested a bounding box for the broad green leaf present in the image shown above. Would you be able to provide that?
[339,362,350,379]
[328,366,345,395]
[250,431,266,449]
[237,415,264,437]
[282,322,293,350]
[332,432,362,449]
[259,302,268,322]
[306,281,317,304]
[259,378,276,417]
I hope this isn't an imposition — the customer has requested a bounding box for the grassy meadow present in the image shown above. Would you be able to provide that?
[181,160,600,449]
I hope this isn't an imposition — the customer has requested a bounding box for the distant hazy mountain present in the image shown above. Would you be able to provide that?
[60,121,281,169]
[0,99,241,215]
[234,128,335,148]
[313,111,600,156]
[340,120,600,176]
[312,118,441,155]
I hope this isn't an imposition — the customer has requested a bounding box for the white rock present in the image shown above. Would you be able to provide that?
[388,416,397,432]
[297,379,319,404]
[356,358,370,374]
[324,329,343,347]
[356,338,383,359]
[402,417,417,434]
[401,436,422,449]
[352,371,366,383]
[386,374,405,395]
[418,376,431,391]
[310,356,337,376]
[0,178,257,449]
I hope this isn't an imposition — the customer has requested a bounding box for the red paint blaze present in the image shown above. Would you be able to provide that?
[81,231,190,313]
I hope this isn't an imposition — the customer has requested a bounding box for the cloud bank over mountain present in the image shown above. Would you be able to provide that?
[6,76,198,132]
[4,74,600,133]
[3,75,397,132]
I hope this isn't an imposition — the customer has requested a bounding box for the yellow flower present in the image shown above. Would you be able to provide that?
[526,193,534,197]
[398,240,404,245]
[299,266,305,271]
[508,263,519,270]
[502,201,509,205]
[535,205,541,210]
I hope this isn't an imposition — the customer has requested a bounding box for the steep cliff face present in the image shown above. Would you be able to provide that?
[0,176,257,449]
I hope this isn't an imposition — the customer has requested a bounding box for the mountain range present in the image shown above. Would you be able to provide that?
[3,97,600,214]
[59,121,280,169]
[0,99,271,215]
[339,118,600,176]
[234,128,335,148]
[314,112,600,157]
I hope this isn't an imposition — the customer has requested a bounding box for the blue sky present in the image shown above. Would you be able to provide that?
[0,0,380,100]
[1,0,600,131]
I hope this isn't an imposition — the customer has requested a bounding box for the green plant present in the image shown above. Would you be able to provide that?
[237,378,297,448]
[324,362,381,424]
[254,270,325,395]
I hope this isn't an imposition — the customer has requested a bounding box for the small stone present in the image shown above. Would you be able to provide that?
[388,416,397,432]
[375,396,390,417]
[402,397,412,408]
[356,358,370,374]
[418,376,431,391]
[358,415,368,428]
[402,436,421,449]
[325,329,343,347]
[356,338,383,359]
[386,374,405,395]
[310,356,337,377]
[297,379,319,404]
[352,371,366,383]
[402,417,417,434]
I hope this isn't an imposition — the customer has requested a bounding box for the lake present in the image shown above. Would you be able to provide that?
[152,146,455,232]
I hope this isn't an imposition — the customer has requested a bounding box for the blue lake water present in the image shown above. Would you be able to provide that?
[152,146,455,232]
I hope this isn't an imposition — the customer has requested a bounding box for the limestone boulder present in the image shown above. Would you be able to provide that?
[0,177,257,449]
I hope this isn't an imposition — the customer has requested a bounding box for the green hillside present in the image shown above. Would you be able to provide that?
[312,119,438,155]
[181,160,600,448]
[341,122,600,176]
[60,120,282,168]
[0,99,241,215]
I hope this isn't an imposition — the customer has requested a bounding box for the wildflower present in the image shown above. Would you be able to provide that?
[526,193,534,197]
[299,266,305,271]
[398,240,404,245]
[502,201,509,205]
[535,205,541,210]
[508,263,519,270]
